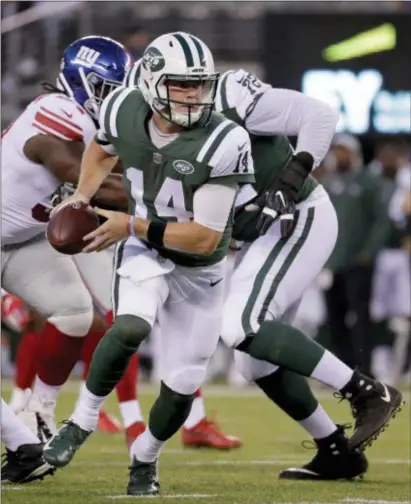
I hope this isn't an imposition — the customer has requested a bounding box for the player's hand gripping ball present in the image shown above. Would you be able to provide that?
[46,201,100,255]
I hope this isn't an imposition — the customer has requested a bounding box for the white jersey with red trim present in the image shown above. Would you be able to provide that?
[1,92,96,246]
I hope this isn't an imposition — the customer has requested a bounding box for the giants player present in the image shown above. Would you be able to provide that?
[1,36,144,447]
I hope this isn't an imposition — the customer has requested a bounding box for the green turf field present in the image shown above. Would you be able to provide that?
[1,382,410,504]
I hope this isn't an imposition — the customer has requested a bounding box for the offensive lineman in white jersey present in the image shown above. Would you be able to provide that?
[123,37,402,481]
[1,36,133,440]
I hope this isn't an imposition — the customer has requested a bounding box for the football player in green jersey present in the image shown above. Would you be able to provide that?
[125,46,403,481]
[43,33,254,495]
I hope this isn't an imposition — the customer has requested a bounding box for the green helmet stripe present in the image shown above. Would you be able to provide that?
[188,35,206,66]
[173,33,194,67]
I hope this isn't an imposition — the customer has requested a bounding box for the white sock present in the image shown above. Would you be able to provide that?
[183,396,206,429]
[9,387,30,413]
[28,376,60,414]
[311,350,354,390]
[299,404,338,440]
[130,426,164,462]
[1,399,40,450]
[119,400,144,428]
[71,383,106,432]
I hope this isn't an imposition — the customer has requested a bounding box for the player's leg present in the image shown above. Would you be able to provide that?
[43,239,169,468]
[181,387,242,449]
[0,294,40,412]
[2,238,95,438]
[389,250,411,383]
[222,195,403,453]
[232,297,366,480]
[1,398,54,483]
[73,249,145,442]
[128,259,226,495]
[370,250,396,382]
[234,349,368,480]
[181,250,242,449]
[78,319,120,434]
[10,328,41,411]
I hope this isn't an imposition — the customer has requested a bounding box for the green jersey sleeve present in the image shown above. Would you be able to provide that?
[94,86,142,154]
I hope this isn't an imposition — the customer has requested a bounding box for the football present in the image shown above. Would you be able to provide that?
[46,202,100,255]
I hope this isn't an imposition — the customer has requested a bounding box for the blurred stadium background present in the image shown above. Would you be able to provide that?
[1,0,411,386]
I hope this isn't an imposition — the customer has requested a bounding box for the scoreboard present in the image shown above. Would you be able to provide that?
[263,13,411,135]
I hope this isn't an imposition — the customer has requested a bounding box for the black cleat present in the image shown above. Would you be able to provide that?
[279,425,368,480]
[337,370,404,452]
[43,420,90,468]
[1,443,55,484]
[127,457,160,496]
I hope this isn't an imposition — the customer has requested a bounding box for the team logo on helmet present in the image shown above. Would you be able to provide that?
[142,47,165,73]
[173,160,195,175]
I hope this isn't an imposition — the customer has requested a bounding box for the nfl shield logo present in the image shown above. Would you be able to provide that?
[153,153,162,164]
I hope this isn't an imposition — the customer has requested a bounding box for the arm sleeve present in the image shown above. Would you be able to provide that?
[245,88,339,168]
[94,129,117,155]
[193,182,238,232]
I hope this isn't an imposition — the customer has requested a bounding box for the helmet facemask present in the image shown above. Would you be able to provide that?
[81,68,123,119]
[146,73,219,128]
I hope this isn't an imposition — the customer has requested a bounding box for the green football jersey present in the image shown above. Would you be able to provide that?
[125,64,320,243]
[98,87,255,266]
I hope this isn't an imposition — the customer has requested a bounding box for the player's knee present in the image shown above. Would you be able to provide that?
[163,364,206,395]
[48,290,94,337]
[159,381,195,408]
[234,350,279,382]
[111,314,151,349]
[220,313,246,349]
[50,309,93,337]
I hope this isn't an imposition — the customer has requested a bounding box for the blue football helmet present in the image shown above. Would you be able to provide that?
[57,36,133,120]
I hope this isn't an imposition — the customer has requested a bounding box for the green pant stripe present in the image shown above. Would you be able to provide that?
[241,208,315,335]
[257,207,315,323]
[112,240,126,317]
[240,215,298,336]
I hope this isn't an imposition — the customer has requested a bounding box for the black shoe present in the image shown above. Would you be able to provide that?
[279,425,368,480]
[1,443,55,484]
[337,370,404,452]
[43,420,91,468]
[127,457,160,496]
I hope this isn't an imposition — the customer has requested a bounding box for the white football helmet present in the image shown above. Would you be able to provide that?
[139,32,219,128]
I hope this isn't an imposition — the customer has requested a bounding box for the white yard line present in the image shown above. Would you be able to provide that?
[82,458,411,468]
